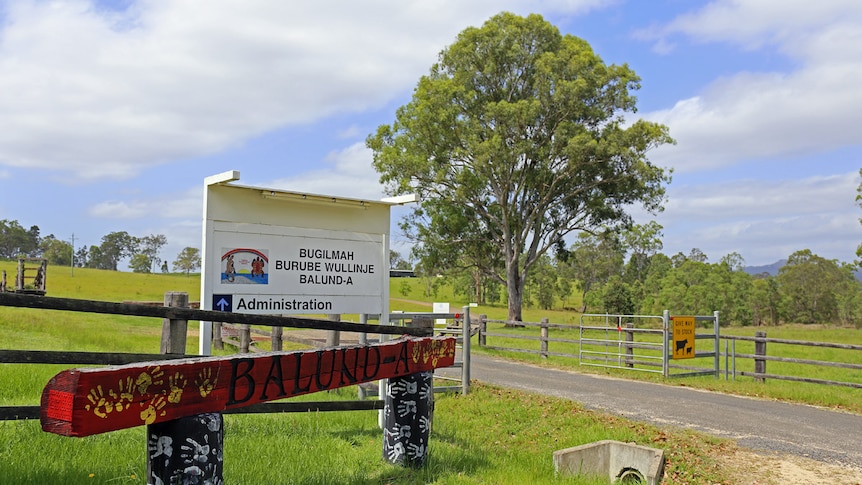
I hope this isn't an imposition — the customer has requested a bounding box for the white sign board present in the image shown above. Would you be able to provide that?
[199,171,404,355]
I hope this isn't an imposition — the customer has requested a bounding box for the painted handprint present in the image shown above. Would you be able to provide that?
[167,372,187,404]
[385,441,405,462]
[387,378,417,398]
[195,367,217,398]
[396,400,418,418]
[180,436,211,466]
[135,365,165,395]
[115,376,136,410]
[140,395,167,425]
[147,434,173,459]
[84,385,112,418]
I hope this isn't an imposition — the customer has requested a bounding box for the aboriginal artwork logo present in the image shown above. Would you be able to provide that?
[221,248,268,285]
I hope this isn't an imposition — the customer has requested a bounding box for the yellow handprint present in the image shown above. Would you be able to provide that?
[135,365,165,395]
[167,372,187,404]
[195,367,217,398]
[140,395,167,425]
[85,385,112,418]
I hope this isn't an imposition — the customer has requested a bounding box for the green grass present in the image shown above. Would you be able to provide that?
[2,264,853,483]
[0,385,734,484]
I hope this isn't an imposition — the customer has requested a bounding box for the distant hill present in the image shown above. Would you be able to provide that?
[743,259,786,277]
[744,258,862,281]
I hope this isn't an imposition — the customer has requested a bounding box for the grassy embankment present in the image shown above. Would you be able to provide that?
[0,263,848,483]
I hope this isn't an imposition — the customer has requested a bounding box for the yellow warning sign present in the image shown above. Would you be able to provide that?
[672,316,696,359]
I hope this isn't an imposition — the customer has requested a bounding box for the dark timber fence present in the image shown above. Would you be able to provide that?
[0,291,434,421]
[724,332,862,389]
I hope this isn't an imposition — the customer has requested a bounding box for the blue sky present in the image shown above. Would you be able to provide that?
[0,0,860,270]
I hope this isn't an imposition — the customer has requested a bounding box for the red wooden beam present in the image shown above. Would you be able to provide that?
[41,336,456,437]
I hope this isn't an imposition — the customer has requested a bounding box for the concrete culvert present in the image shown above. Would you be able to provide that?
[554,440,664,485]
[617,467,645,484]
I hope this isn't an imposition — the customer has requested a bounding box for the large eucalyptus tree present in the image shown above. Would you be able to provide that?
[367,12,673,320]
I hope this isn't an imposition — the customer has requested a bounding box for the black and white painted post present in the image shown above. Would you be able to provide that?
[147,413,224,485]
[383,317,434,467]
[383,370,434,467]
[148,293,224,485]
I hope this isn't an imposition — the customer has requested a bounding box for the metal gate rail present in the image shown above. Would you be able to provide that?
[578,313,667,374]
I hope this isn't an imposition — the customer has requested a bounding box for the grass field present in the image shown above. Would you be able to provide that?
[0,262,857,483]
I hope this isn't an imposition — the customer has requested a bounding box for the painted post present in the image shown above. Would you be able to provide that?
[383,318,434,467]
[147,412,224,484]
[754,331,767,383]
[149,292,224,485]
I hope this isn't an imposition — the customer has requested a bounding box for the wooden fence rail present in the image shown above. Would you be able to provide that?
[725,332,862,389]
[0,292,432,422]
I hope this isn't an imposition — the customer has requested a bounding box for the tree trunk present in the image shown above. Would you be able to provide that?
[506,265,523,323]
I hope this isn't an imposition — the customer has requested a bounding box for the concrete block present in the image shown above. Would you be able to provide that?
[554,440,664,484]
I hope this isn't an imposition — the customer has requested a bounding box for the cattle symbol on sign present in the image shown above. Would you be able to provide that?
[672,316,696,360]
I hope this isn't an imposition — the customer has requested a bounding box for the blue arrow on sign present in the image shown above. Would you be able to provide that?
[213,294,232,312]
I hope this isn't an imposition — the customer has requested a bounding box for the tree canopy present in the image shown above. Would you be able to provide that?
[367,12,673,320]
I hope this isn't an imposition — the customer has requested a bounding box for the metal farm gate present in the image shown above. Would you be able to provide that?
[578,311,720,378]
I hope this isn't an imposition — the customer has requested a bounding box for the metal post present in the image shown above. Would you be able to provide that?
[713,311,720,378]
[462,306,471,395]
[356,314,368,400]
[625,323,634,368]
[662,310,670,377]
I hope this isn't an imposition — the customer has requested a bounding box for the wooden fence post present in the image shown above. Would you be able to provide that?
[271,325,283,351]
[754,331,767,383]
[478,314,486,347]
[212,322,223,350]
[540,318,549,359]
[326,314,341,346]
[383,318,434,467]
[625,323,634,368]
[149,292,224,484]
[160,292,188,354]
[239,324,251,353]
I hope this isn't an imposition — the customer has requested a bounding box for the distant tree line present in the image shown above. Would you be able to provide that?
[430,222,861,327]
[0,220,201,275]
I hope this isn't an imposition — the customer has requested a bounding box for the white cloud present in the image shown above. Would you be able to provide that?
[652,171,862,264]
[640,2,862,172]
[88,186,201,220]
[0,0,604,183]
[266,142,383,201]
